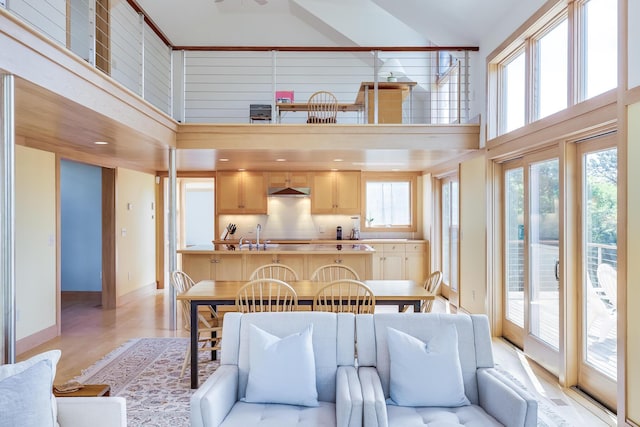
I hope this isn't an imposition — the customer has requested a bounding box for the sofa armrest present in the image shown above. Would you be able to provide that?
[335,366,363,427]
[477,368,538,427]
[358,367,388,427]
[56,397,126,427]
[190,365,239,427]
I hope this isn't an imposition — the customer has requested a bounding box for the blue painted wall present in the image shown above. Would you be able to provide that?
[61,160,102,291]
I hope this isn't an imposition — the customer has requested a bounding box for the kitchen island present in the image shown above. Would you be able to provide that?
[178,242,375,281]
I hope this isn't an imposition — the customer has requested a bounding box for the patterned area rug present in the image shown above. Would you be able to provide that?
[73,338,219,427]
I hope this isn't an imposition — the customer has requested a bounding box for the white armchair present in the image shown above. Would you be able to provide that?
[57,397,127,427]
[356,313,537,427]
[191,311,362,427]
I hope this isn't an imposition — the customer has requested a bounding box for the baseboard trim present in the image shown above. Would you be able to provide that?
[61,291,102,303]
[117,282,156,306]
[16,324,58,355]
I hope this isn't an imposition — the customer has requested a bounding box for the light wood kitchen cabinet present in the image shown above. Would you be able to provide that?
[311,171,360,214]
[244,254,305,280]
[404,242,427,284]
[180,254,244,281]
[267,171,310,188]
[307,253,369,280]
[216,171,267,214]
[370,241,426,282]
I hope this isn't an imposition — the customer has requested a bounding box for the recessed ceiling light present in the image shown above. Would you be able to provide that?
[219,158,229,162]
[333,158,343,162]
[238,168,246,171]
[94,141,109,145]
[330,168,339,171]
[276,158,286,162]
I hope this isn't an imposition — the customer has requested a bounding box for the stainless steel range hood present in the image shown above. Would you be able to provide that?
[267,187,311,197]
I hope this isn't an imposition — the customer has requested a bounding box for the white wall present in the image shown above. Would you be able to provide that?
[116,168,156,297]
[15,145,56,339]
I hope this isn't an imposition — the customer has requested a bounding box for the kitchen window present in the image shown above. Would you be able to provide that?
[363,173,417,231]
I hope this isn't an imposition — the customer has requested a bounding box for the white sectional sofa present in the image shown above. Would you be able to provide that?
[191,311,537,427]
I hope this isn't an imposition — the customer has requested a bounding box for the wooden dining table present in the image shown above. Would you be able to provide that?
[177,279,434,388]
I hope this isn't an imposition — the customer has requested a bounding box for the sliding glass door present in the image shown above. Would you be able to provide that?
[578,136,617,411]
[503,148,560,374]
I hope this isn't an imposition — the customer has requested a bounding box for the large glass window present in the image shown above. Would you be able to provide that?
[501,51,526,133]
[582,0,617,99]
[490,0,617,137]
[535,18,568,119]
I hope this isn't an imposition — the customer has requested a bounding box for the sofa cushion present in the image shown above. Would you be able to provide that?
[244,323,318,407]
[386,325,470,407]
[220,401,337,427]
[0,349,61,426]
[0,359,56,427]
[385,404,502,427]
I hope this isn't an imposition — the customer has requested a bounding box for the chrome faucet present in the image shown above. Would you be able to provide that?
[256,224,262,249]
[238,236,246,249]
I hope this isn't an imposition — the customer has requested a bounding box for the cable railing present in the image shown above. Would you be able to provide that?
[506,240,617,294]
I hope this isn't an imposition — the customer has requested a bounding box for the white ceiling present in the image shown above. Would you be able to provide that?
[136,0,523,47]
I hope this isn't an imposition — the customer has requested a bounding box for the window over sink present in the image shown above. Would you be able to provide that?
[362,172,417,232]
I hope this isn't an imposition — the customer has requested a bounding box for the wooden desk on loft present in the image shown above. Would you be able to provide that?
[355,81,417,124]
[276,102,364,123]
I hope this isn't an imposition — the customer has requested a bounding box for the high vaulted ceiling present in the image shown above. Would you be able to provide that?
[136,0,522,47]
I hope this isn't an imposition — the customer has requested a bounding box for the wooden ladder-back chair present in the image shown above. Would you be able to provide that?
[420,270,443,312]
[171,271,222,378]
[236,278,298,313]
[313,279,376,314]
[307,91,338,123]
[310,264,360,282]
[249,263,300,282]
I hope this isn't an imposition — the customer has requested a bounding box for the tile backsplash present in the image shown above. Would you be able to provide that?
[219,197,416,241]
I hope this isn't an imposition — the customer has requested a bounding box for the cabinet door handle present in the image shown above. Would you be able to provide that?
[335,258,343,264]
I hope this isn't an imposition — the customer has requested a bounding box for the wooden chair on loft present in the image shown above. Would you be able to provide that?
[249,263,300,281]
[236,278,298,313]
[310,264,360,282]
[313,279,376,314]
[307,90,338,123]
[170,270,222,378]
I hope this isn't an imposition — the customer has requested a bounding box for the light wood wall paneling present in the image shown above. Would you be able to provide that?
[102,167,117,309]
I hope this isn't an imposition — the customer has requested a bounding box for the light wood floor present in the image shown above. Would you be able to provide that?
[19,289,616,425]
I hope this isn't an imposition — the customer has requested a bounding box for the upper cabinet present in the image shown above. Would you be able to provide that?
[267,171,310,188]
[311,171,361,214]
[216,171,267,214]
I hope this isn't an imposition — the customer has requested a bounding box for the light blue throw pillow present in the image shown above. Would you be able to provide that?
[0,359,56,427]
[386,324,470,407]
[0,349,60,426]
[244,323,319,407]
